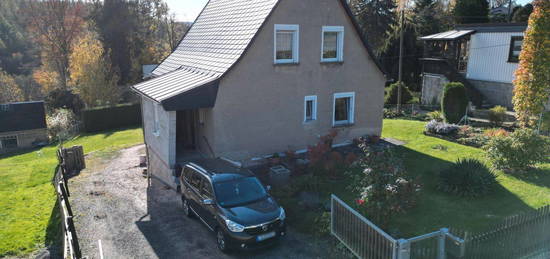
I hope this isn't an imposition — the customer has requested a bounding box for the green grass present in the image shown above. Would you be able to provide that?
[277,119,550,238]
[0,127,143,257]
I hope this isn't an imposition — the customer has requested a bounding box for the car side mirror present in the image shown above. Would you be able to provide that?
[266,185,272,192]
[202,199,213,205]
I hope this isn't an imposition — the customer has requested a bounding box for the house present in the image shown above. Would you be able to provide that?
[0,101,48,154]
[419,23,527,109]
[131,0,386,188]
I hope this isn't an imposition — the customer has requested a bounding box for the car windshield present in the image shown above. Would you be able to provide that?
[214,177,267,207]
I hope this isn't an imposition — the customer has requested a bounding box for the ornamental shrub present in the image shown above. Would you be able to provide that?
[488,105,507,126]
[425,120,460,136]
[385,81,413,105]
[427,110,444,122]
[484,129,550,171]
[46,108,80,142]
[350,146,421,227]
[441,82,468,124]
[439,158,497,197]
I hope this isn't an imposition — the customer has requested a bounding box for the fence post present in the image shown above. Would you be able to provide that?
[397,239,410,259]
[438,228,449,259]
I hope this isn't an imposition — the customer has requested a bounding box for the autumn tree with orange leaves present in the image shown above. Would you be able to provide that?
[25,0,85,90]
[512,0,550,127]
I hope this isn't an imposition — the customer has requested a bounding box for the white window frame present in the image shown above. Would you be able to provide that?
[274,24,300,64]
[304,95,318,122]
[153,103,160,137]
[333,92,355,126]
[321,26,344,63]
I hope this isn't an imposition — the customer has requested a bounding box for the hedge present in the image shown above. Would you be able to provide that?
[81,103,141,132]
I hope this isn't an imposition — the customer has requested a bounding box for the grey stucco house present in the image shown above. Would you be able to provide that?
[131,0,386,188]
[0,101,48,154]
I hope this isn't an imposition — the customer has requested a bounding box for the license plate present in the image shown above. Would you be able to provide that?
[256,231,276,242]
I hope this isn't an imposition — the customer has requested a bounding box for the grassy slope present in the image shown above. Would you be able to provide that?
[0,128,143,257]
[382,120,550,236]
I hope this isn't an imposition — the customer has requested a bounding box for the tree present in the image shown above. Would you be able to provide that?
[512,0,550,127]
[0,69,23,103]
[512,4,533,22]
[24,0,86,90]
[453,0,490,24]
[69,30,120,107]
[349,0,398,55]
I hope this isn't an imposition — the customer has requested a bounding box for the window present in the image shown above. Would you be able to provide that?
[188,168,202,189]
[321,26,344,62]
[0,136,18,149]
[201,180,213,198]
[0,104,12,112]
[274,24,299,64]
[304,95,317,122]
[333,92,355,126]
[508,36,523,63]
[153,103,160,136]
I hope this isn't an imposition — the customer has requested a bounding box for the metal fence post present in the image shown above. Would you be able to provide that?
[397,239,410,259]
[438,228,449,259]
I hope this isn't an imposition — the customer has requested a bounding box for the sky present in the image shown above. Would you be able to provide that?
[165,0,532,22]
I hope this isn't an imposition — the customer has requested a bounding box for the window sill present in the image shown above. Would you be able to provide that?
[332,123,354,128]
[303,119,317,124]
[321,60,344,64]
[274,62,299,66]
[153,131,160,137]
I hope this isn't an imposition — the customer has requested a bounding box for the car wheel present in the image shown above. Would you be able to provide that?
[216,228,229,253]
[182,197,193,218]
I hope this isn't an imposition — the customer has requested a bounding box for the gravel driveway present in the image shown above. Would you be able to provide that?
[69,145,331,259]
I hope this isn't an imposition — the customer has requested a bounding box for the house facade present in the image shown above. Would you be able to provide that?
[0,101,48,154]
[420,23,527,109]
[132,0,385,188]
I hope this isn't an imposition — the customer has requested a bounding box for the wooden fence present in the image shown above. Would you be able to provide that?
[52,148,83,259]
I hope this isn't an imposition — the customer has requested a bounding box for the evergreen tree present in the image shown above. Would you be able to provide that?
[349,0,397,55]
[512,0,550,127]
[453,0,490,24]
[512,4,534,22]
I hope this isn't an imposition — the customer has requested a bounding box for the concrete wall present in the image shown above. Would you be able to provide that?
[469,79,514,109]
[141,97,177,187]
[421,73,449,106]
[0,128,48,154]
[466,32,523,83]
[208,0,385,162]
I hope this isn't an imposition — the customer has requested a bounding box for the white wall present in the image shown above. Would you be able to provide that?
[141,97,176,174]
[466,32,523,83]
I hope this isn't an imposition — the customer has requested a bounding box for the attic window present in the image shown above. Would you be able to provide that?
[274,24,299,64]
[508,36,523,63]
[321,26,344,62]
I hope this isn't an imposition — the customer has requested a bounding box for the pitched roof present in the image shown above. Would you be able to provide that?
[420,30,475,41]
[152,0,279,77]
[456,23,527,33]
[132,0,385,107]
[0,101,47,133]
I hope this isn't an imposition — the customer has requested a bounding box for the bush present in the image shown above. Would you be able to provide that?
[385,81,413,105]
[488,106,507,126]
[484,128,510,137]
[383,108,404,119]
[350,147,421,226]
[439,158,497,197]
[441,82,468,124]
[427,110,444,122]
[45,89,85,115]
[425,120,460,135]
[484,129,550,171]
[46,109,79,142]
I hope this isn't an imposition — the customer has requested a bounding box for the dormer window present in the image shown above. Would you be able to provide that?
[274,24,299,64]
[321,26,344,62]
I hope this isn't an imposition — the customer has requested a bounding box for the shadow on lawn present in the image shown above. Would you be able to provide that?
[503,167,550,189]
[45,199,62,259]
[388,145,535,236]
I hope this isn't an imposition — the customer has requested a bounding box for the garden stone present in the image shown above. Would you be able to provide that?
[269,165,291,187]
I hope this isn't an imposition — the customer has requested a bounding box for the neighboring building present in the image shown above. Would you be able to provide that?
[0,101,48,154]
[142,64,158,79]
[419,23,527,109]
[131,0,386,188]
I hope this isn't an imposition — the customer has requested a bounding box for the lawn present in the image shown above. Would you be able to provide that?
[0,127,143,257]
[278,119,550,238]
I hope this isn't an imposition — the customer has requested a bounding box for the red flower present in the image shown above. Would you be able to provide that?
[356,199,365,205]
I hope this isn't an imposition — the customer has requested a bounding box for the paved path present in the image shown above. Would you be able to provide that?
[69,145,331,259]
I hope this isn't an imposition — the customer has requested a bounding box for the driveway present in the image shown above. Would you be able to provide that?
[69,145,331,259]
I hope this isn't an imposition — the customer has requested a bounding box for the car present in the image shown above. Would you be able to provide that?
[179,158,286,252]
